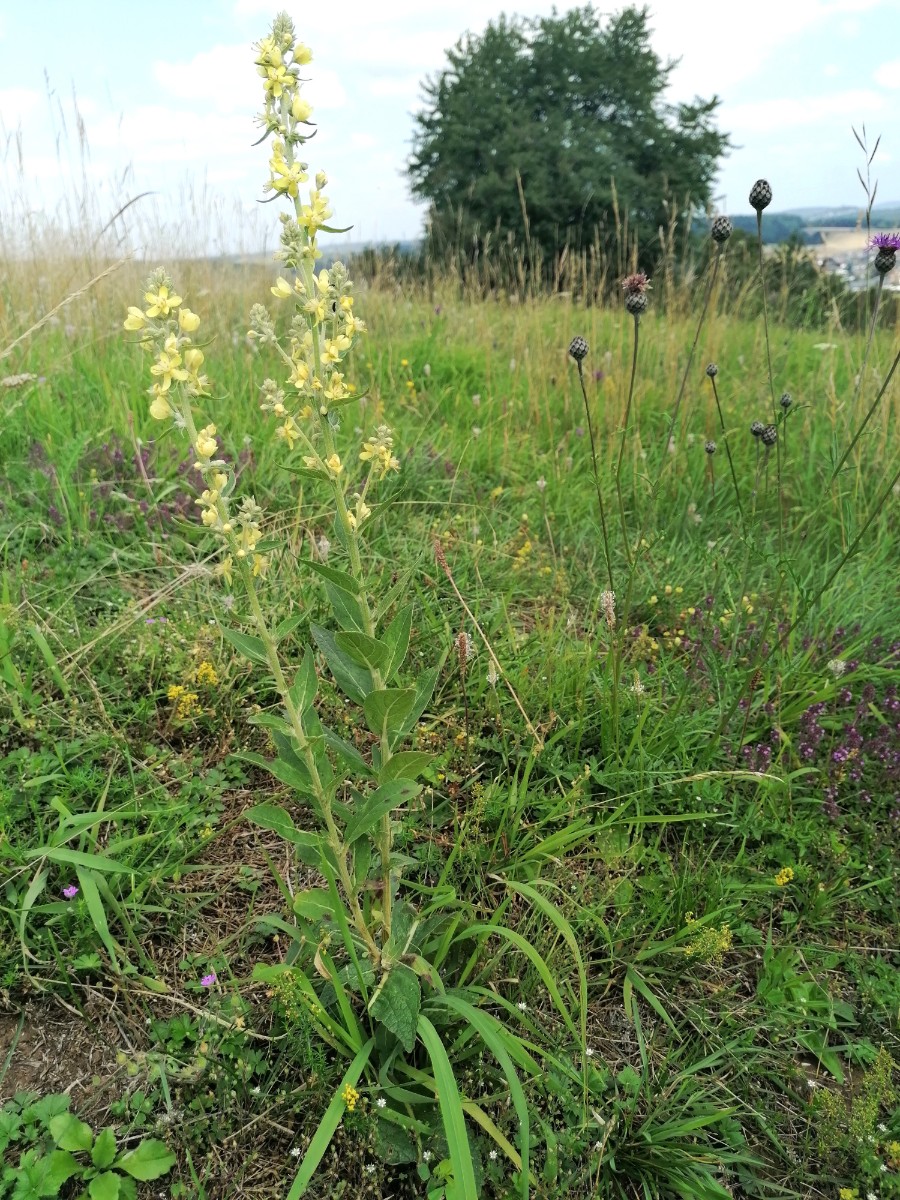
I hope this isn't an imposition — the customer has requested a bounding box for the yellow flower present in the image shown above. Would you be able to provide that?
[252,552,268,578]
[341,1084,359,1112]
[148,387,174,421]
[216,557,233,586]
[276,417,301,450]
[184,347,205,373]
[195,661,219,687]
[291,95,313,122]
[195,425,218,459]
[144,285,182,318]
[124,306,147,331]
[262,64,294,98]
[271,277,293,300]
[293,43,312,65]
[302,455,321,472]
[268,142,308,198]
[149,336,189,392]
[774,866,794,887]
[323,335,351,364]
[289,361,310,388]
[325,453,343,477]
[178,307,201,332]
[297,190,333,236]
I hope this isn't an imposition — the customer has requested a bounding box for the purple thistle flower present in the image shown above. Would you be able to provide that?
[869,232,900,250]
[200,972,217,987]
[62,884,79,900]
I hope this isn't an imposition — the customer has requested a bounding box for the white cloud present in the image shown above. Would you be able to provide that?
[874,58,900,88]
[368,75,426,100]
[0,88,42,128]
[727,89,887,133]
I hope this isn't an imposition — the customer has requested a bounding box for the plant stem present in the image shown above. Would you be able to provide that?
[575,359,614,593]
[614,315,640,567]
[709,375,745,532]
[756,212,783,554]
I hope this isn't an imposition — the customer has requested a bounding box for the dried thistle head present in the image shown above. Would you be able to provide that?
[749,179,773,212]
[568,336,589,362]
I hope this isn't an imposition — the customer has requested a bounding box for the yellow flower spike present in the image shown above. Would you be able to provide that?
[276,417,301,449]
[325,453,343,477]
[144,285,182,318]
[271,277,293,300]
[178,307,201,332]
[124,306,147,331]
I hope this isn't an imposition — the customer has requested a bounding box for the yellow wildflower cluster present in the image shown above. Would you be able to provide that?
[195,661,219,687]
[683,912,733,966]
[124,268,270,585]
[774,866,795,887]
[248,13,397,542]
[341,1084,359,1112]
[167,684,202,720]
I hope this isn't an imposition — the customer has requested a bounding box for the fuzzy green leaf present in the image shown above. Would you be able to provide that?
[343,780,422,844]
[88,1171,121,1200]
[363,688,417,742]
[49,1113,93,1152]
[311,623,373,704]
[220,627,269,667]
[335,632,392,673]
[379,751,434,784]
[381,605,413,681]
[369,965,421,1053]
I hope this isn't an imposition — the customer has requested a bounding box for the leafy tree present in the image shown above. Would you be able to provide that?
[408,5,732,268]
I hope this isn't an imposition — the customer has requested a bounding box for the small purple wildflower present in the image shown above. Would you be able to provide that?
[200,972,217,987]
[869,232,900,251]
[62,884,79,900]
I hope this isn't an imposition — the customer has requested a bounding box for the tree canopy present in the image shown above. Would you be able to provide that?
[408,5,731,263]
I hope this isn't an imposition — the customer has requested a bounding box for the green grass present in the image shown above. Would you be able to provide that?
[1,268,899,1200]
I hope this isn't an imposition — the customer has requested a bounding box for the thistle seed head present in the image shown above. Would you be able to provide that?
[751,420,765,438]
[711,216,733,244]
[705,440,717,455]
[874,248,897,276]
[705,363,718,378]
[625,292,648,316]
[780,392,792,410]
[568,336,589,362]
[761,424,778,447]
[749,180,773,212]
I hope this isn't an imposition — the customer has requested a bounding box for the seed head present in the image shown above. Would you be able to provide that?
[873,248,897,276]
[749,180,773,212]
[780,392,792,410]
[761,424,778,447]
[568,336,589,362]
[750,420,765,439]
[711,216,733,244]
[705,363,718,378]
[625,292,648,316]
[705,440,717,455]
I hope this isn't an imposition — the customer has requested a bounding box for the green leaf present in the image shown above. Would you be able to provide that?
[343,781,422,844]
[321,725,374,776]
[43,1150,82,1192]
[286,1040,375,1199]
[304,559,360,596]
[24,848,134,875]
[397,666,441,737]
[75,868,121,972]
[244,804,322,867]
[235,751,313,796]
[88,1171,121,1200]
[311,624,372,704]
[326,583,368,633]
[289,649,318,713]
[416,1016,477,1200]
[274,613,304,643]
[438,995,530,1195]
[49,1113,93,1153]
[381,605,413,681]
[220,626,269,667]
[363,688,417,742]
[115,1139,176,1182]
[245,711,295,736]
[379,752,434,784]
[335,632,391,673]
[369,965,421,1053]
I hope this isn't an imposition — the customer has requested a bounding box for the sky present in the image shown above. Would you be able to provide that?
[1,0,898,256]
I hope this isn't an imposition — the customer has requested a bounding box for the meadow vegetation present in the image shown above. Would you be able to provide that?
[1,12,899,1200]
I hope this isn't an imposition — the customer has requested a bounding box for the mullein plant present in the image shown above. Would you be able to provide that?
[123,13,588,1195]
